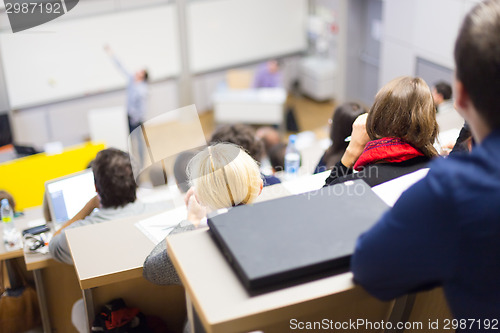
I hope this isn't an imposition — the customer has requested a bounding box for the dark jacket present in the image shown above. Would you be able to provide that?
[262,173,281,186]
[351,129,500,324]
[324,155,431,188]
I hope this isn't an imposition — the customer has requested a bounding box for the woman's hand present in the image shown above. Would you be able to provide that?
[184,188,207,227]
[341,113,370,168]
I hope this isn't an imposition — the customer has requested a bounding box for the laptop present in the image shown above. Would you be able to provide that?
[14,144,40,157]
[45,170,97,229]
[208,179,389,293]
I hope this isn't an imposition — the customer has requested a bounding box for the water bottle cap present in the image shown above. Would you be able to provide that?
[1,199,8,206]
[289,134,297,144]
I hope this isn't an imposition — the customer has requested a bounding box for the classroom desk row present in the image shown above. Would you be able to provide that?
[1,171,452,333]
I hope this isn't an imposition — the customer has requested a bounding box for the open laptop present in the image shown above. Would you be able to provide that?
[208,179,389,293]
[45,170,97,229]
[14,144,40,157]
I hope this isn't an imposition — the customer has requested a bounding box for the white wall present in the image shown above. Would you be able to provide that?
[12,80,178,148]
[12,57,302,148]
[4,0,306,148]
[312,0,348,102]
[380,0,482,87]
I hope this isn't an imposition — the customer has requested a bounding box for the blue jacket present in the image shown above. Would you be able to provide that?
[351,130,500,325]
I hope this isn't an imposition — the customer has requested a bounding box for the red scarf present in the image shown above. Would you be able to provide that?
[353,137,424,171]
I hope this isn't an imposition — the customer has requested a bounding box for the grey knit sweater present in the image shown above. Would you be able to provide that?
[142,219,196,285]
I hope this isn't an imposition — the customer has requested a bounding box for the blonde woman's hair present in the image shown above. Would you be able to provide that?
[187,143,262,210]
[367,76,439,157]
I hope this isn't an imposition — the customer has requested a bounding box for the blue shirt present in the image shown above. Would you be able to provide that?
[112,57,148,125]
[351,130,500,325]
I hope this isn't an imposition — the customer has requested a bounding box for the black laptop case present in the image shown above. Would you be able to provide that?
[208,180,389,292]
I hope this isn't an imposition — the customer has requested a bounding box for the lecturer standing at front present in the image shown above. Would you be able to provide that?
[104,45,149,133]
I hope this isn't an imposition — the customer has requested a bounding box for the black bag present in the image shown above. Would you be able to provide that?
[0,259,41,333]
[286,107,300,132]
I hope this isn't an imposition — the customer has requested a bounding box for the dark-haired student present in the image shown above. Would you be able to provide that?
[268,142,287,173]
[351,0,500,324]
[433,81,464,132]
[314,102,367,174]
[49,148,168,265]
[324,76,438,187]
[210,124,281,186]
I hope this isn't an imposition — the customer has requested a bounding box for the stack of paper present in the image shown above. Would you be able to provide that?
[135,206,187,244]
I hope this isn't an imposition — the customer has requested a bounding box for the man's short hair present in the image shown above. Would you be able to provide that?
[268,142,287,172]
[92,148,137,208]
[434,81,452,100]
[143,70,149,83]
[210,124,264,162]
[455,0,500,129]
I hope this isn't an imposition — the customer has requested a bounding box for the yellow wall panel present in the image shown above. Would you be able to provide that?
[0,143,105,211]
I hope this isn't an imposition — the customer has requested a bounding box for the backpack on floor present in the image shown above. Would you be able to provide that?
[92,298,150,333]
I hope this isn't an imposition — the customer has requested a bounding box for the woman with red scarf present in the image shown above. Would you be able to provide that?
[324,76,439,187]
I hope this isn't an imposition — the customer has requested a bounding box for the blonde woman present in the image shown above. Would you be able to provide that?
[143,143,263,285]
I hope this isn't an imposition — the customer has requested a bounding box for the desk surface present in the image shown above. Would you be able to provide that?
[1,207,44,261]
[167,229,362,333]
[66,210,164,289]
[213,88,287,103]
[23,185,182,271]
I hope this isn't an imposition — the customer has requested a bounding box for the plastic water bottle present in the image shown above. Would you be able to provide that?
[285,134,300,179]
[1,198,15,244]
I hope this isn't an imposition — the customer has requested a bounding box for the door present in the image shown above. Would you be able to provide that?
[345,0,383,106]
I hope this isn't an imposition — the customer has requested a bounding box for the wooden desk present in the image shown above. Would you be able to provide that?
[65,207,187,333]
[20,186,186,333]
[67,215,158,289]
[0,207,59,333]
[0,207,44,260]
[213,88,286,127]
[166,172,452,332]
[167,229,393,333]
[18,208,80,333]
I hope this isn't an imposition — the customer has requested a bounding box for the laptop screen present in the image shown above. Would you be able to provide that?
[46,170,96,223]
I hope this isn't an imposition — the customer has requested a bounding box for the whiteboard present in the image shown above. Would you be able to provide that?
[188,0,307,73]
[0,5,180,108]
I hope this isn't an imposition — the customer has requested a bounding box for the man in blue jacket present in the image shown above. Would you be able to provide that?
[351,0,500,327]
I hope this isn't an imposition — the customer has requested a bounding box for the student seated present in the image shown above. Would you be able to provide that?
[253,60,282,88]
[210,124,280,186]
[142,143,263,285]
[433,81,464,132]
[173,150,199,193]
[314,102,367,174]
[256,126,282,154]
[351,0,500,323]
[49,148,167,265]
[324,76,439,187]
[268,142,287,173]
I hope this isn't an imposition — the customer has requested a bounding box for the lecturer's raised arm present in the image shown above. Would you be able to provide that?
[104,44,131,78]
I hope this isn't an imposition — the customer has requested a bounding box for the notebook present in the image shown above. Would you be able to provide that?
[208,179,389,293]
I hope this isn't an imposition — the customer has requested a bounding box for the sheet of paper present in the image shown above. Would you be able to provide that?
[27,218,47,228]
[372,168,430,207]
[135,206,187,244]
[282,171,330,195]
